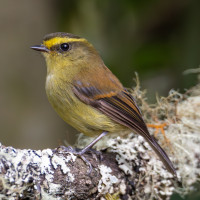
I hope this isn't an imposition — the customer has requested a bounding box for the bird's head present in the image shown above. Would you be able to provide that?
[31,32,102,73]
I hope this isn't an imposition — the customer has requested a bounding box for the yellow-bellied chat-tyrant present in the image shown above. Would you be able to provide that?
[31,32,176,176]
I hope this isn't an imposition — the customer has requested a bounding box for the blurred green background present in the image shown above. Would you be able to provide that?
[0,0,199,199]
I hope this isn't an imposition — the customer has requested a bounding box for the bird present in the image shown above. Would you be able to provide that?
[31,32,176,176]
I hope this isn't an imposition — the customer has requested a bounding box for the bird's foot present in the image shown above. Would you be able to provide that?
[58,146,95,174]
[57,132,108,174]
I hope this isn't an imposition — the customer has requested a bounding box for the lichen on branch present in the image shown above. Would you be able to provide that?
[0,72,200,200]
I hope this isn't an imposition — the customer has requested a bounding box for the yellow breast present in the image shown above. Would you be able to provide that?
[45,72,125,137]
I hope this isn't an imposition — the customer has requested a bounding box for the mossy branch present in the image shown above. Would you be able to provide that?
[0,72,200,200]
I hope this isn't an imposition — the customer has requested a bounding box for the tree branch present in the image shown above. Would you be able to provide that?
[0,74,200,200]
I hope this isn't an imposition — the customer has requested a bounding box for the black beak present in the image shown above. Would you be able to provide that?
[30,45,49,52]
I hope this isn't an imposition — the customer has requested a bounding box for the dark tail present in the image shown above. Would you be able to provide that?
[91,90,177,176]
[139,130,177,177]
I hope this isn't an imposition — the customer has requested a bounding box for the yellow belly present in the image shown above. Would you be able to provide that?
[45,78,125,137]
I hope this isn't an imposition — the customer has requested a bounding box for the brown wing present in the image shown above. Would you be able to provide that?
[72,66,176,176]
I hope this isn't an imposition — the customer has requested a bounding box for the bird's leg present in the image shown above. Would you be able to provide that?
[78,131,108,155]
[59,131,108,174]
[75,131,108,173]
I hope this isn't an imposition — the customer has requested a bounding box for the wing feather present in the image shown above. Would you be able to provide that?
[72,70,176,176]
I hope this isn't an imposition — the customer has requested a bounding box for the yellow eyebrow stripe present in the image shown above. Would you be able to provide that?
[43,37,87,49]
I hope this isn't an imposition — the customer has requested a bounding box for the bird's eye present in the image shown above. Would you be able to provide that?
[60,43,69,51]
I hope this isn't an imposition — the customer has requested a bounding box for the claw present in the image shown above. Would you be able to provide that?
[57,132,108,174]
[58,145,93,174]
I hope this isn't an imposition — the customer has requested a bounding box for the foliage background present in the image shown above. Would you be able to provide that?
[0,1,199,199]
